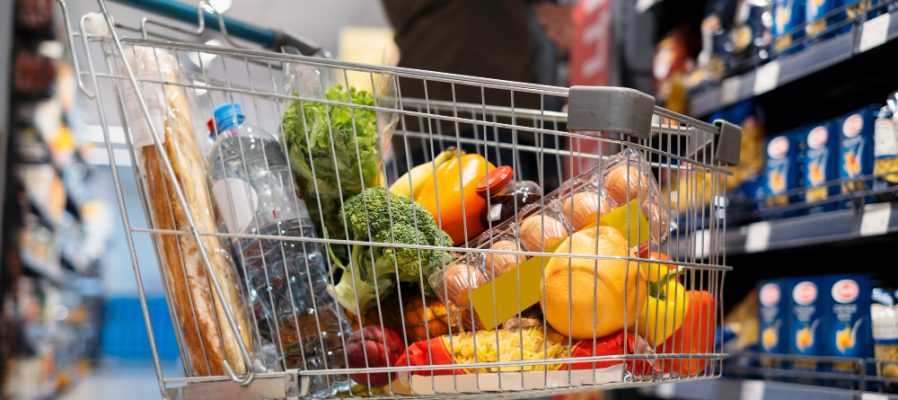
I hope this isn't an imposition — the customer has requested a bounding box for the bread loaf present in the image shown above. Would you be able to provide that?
[123,46,252,376]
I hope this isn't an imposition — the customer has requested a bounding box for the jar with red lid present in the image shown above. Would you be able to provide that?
[475,166,542,229]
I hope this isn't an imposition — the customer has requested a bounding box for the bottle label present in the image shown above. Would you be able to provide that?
[875,119,898,158]
[488,203,503,222]
[212,178,258,233]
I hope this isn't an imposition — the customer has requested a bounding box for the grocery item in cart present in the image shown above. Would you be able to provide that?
[120,46,253,376]
[346,325,404,388]
[394,327,655,376]
[430,148,672,332]
[838,106,877,200]
[475,165,542,229]
[871,287,898,387]
[800,122,839,214]
[282,80,393,244]
[557,190,613,232]
[655,289,718,377]
[206,102,351,393]
[822,275,871,372]
[638,265,688,347]
[541,225,647,339]
[415,153,496,244]
[328,187,451,316]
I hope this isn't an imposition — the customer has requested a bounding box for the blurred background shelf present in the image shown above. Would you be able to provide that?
[723,201,898,256]
[689,6,898,123]
[642,378,898,400]
[639,353,898,400]
[19,249,67,287]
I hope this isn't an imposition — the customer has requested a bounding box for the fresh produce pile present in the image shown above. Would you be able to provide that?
[281,84,719,393]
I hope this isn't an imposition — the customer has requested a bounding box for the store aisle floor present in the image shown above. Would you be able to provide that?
[60,360,180,400]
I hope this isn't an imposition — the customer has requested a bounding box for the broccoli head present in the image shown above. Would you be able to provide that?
[328,187,451,315]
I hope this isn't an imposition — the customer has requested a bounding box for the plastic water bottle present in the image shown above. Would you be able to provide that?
[207,102,351,396]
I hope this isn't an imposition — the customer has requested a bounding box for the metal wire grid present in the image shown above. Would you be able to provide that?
[62,2,734,398]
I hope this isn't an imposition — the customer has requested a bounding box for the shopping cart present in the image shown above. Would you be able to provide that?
[57,0,741,398]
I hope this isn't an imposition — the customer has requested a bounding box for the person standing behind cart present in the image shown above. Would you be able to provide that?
[380,0,573,191]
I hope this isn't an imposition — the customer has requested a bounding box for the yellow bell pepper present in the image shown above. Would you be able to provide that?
[638,267,689,346]
[415,153,494,244]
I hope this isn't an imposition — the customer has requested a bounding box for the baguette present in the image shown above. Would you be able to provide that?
[123,46,252,376]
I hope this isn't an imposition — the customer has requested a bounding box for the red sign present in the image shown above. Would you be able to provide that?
[566,0,613,178]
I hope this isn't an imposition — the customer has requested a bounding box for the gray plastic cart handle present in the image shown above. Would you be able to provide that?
[111,0,325,55]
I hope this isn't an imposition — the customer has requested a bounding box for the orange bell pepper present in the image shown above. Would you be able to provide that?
[415,153,494,244]
[657,290,717,376]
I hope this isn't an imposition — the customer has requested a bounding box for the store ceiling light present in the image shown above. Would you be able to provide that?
[208,0,232,13]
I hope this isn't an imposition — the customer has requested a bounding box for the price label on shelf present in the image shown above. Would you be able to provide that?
[753,61,780,95]
[655,383,675,399]
[745,222,771,253]
[740,380,765,400]
[859,14,891,53]
[860,203,892,237]
[861,393,889,400]
[720,76,743,105]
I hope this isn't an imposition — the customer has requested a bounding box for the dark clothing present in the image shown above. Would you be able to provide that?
[380,0,538,108]
[380,0,560,189]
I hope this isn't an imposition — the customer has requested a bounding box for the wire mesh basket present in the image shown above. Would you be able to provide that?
[60,0,741,398]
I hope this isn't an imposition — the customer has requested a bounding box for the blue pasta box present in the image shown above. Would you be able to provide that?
[837,107,877,204]
[822,274,872,372]
[759,279,792,367]
[773,0,807,55]
[801,122,840,214]
[789,277,828,371]
[806,0,843,39]
[764,132,801,217]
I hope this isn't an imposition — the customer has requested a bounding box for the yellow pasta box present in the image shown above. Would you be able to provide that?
[758,279,791,367]
[788,278,826,371]
[822,274,871,372]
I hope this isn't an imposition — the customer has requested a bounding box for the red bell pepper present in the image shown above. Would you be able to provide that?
[392,337,466,376]
[657,290,717,376]
[562,332,656,376]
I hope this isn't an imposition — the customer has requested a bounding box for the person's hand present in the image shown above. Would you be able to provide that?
[535,2,574,57]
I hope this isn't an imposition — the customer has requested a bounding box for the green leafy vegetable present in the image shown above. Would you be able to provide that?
[283,84,383,241]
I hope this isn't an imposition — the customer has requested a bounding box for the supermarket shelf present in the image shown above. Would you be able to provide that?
[20,250,67,286]
[689,7,898,117]
[642,378,898,400]
[721,201,898,256]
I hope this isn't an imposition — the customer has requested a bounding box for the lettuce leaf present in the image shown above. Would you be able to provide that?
[283,84,382,240]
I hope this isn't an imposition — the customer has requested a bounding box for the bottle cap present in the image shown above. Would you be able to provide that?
[212,102,244,137]
[475,166,514,197]
[207,118,215,134]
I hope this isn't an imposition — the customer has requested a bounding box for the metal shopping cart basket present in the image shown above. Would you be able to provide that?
[57,0,741,398]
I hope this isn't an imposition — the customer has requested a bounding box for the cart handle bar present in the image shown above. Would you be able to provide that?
[111,0,326,55]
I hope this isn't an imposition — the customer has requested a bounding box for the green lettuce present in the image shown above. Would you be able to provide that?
[283,84,383,240]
